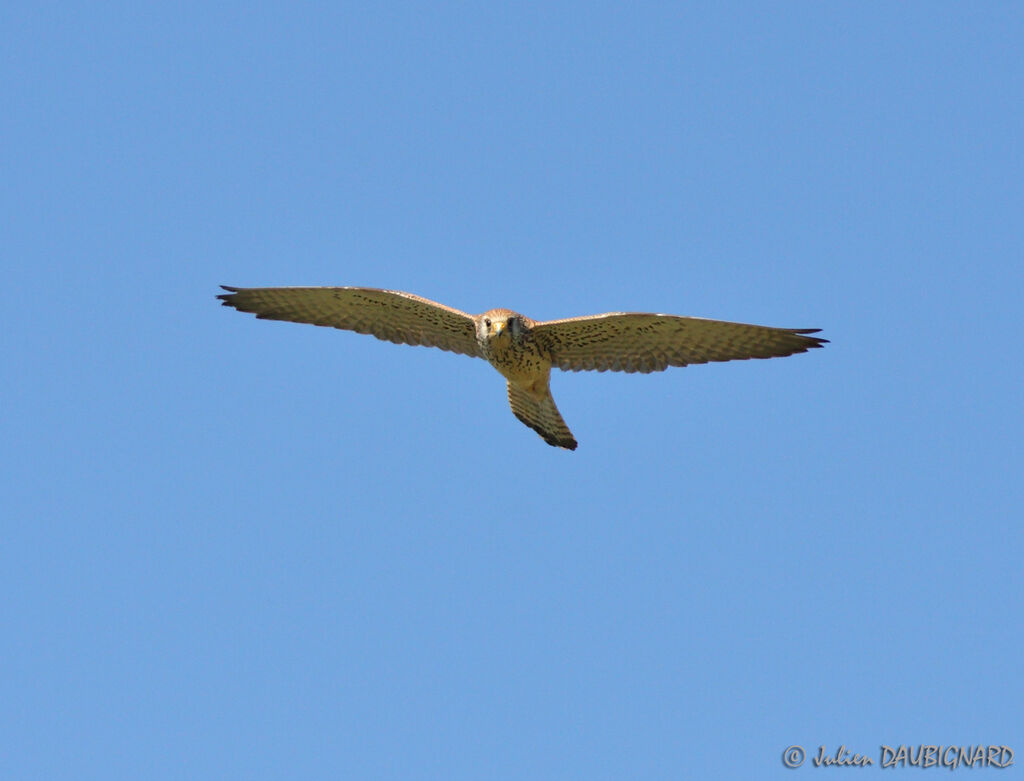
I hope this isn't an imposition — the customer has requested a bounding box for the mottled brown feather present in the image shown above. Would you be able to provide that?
[218,286,483,358]
[506,382,578,450]
[533,313,827,373]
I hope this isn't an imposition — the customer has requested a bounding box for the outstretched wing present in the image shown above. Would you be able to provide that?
[218,286,484,358]
[534,313,827,374]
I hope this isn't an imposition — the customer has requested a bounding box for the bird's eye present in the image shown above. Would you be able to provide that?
[484,318,491,328]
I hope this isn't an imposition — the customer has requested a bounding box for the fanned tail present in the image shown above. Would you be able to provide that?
[506,381,578,450]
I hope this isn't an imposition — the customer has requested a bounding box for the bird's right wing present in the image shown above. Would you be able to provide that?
[534,313,827,373]
[218,286,484,358]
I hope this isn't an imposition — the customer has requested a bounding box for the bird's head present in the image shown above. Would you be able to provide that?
[477,309,526,345]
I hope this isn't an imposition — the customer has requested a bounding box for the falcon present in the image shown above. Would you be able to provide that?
[218,286,827,450]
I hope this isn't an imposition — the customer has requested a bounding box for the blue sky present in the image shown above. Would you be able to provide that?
[3,2,1021,778]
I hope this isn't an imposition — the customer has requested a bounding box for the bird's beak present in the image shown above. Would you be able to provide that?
[492,321,505,335]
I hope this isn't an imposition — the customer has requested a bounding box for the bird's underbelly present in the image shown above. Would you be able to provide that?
[483,342,551,385]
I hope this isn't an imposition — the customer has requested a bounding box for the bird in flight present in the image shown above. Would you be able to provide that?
[218,286,826,450]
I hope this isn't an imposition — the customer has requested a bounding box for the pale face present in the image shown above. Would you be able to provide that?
[477,310,524,345]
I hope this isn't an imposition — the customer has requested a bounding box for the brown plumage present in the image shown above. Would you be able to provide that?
[218,286,827,450]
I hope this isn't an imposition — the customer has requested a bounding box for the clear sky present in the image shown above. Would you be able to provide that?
[3,2,1021,779]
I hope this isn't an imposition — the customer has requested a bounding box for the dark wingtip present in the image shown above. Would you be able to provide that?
[793,328,828,348]
[217,285,241,305]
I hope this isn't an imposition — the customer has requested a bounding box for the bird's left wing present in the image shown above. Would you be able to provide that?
[533,313,827,373]
[218,286,484,358]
